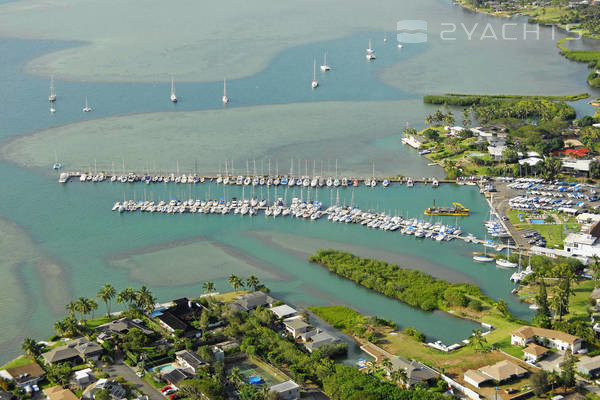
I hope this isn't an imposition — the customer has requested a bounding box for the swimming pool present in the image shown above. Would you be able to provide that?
[529,219,545,224]
[150,363,176,373]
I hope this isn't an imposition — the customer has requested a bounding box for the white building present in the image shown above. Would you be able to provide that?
[270,304,297,320]
[270,380,300,400]
[563,232,600,258]
[511,326,583,353]
[561,158,593,173]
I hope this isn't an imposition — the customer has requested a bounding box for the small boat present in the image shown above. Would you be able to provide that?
[366,53,376,61]
[382,179,389,188]
[50,104,56,114]
[82,97,92,112]
[406,177,414,187]
[397,43,403,48]
[222,78,229,104]
[48,76,56,102]
[53,162,62,170]
[473,255,494,263]
[170,77,178,103]
[320,52,331,71]
[312,59,319,89]
[432,179,439,188]
[366,39,374,54]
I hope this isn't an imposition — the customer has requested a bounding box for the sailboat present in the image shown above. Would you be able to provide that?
[82,97,92,112]
[311,59,319,89]
[473,234,494,262]
[48,76,56,102]
[496,244,518,268]
[50,104,56,114]
[366,39,374,54]
[320,52,331,71]
[222,78,229,104]
[170,78,178,103]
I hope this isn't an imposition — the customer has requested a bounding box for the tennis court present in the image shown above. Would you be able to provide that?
[232,358,287,386]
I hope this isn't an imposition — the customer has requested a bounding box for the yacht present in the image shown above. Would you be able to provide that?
[170,78,177,103]
[473,235,494,262]
[222,78,229,104]
[48,76,56,102]
[311,59,319,89]
[320,52,331,71]
[82,97,92,112]
[496,246,518,268]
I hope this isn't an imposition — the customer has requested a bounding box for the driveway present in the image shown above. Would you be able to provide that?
[537,352,564,372]
[101,360,164,400]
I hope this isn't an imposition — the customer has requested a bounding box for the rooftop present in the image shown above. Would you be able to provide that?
[5,363,45,384]
[578,355,600,372]
[284,319,310,331]
[270,380,299,393]
[479,360,528,382]
[524,343,549,357]
[43,386,79,400]
[270,304,297,319]
[464,369,492,385]
[512,326,580,345]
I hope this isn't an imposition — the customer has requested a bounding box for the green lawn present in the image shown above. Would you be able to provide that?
[0,355,33,370]
[86,315,117,329]
[143,373,164,388]
[212,290,249,304]
[567,279,595,322]
[507,209,580,249]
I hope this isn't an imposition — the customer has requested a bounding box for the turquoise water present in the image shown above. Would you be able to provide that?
[1,0,600,364]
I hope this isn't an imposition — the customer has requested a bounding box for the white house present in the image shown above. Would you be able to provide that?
[523,343,549,362]
[511,326,582,353]
[270,304,298,320]
[270,380,300,400]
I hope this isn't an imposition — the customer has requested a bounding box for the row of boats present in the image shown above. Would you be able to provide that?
[111,197,470,241]
[64,172,439,188]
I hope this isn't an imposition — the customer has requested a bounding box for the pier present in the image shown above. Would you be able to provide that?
[58,171,459,187]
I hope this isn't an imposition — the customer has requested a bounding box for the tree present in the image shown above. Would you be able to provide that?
[228,274,243,292]
[97,283,116,317]
[592,256,600,288]
[88,299,98,320]
[469,328,488,352]
[495,299,509,317]
[136,286,156,315]
[423,128,440,142]
[533,279,552,328]
[203,281,215,294]
[541,157,562,181]
[117,287,137,309]
[94,389,111,400]
[65,301,78,319]
[442,110,455,127]
[390,369,407,388]
[47,362,72,387]
[560,349,576,389]
[381,358,393,373]
[591,161,600,180]
[531,370,549,396]
[462,108,472,128]
[548,370,560,391]
[246,275,260,292]
[502,148,519,164]
[229,367,243,387]
[21,337,40,357]
[75,297,93,324]
[54,316,79,337]
[552,267,575,321]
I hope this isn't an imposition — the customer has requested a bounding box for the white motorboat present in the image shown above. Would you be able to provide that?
[366,53,376,61]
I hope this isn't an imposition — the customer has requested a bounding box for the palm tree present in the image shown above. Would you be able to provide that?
[137,286,156,315]
[367,361,381,376]
[21,337,40,357]
[117,287,137,309]
[88,299,98,320]
[391,369,407,388]
[202,281,215,294]
[470,328,488,352]
[381,357,393,374]
[228,274,243,292]
[75,297,92,324]
[229,367,243,387]
[592,255,600,288]
[97,283,116,317]
[246,275,260,292]
[54,316,78,337]
[65,301,77,319]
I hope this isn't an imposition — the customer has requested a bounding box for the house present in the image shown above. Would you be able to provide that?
[74,368,93,387]
[464,369,493,388]
[519,157,543,167]
[284,319,310,338]
[304,329,342,352]
[42,337,103,365]
[95,318,154,343]
[43,386,79,400]
[523,343,549,362]
[0,362,46,389]
[269,380,300,400]
[175,350,208,373]
[561,158,593,175]
[487,145,507,161]
[270,304,298,320]
[478,360,528,383]
[82,379,126,400]
[155,298,204,338]
[578,355,600,377]
[389,356,438,387]
[162,369,192,386]
[230,292,275,312]
[511,326,583,353]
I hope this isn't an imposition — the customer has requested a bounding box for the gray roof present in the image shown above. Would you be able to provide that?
[304,330,341,351]
[390,356,438,386]
[43,337,102,364]
[175,350,207,371]
[284,319,310,331]
[270,380,299,393]
[234,292,274,311]
[270,305,297,319]
[163,369,191,385]
[579,356,600,373]
[96,318,154,336]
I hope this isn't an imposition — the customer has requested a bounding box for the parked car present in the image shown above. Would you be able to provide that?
[161,386,173,393]
[164,389,178,396]
[169,394,179,400]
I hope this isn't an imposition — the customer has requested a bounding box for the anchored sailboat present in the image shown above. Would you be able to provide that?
[82,97,92,112]
[170,77,178,103]
[320,52,331,71]
[222,78,229,104]
[311,59,319,89]
[48,76,56,102]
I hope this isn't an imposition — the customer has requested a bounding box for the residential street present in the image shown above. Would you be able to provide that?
[101,358,164,400]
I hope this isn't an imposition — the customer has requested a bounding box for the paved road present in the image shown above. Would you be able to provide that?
[101,360,164,400]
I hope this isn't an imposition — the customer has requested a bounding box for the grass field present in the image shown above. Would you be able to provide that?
[212,290,250,304]
[0,355,34,370]
[506,209,580,249]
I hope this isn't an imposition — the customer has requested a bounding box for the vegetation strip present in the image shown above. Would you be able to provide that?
[309,249,494,312]
[424,93,589,106]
